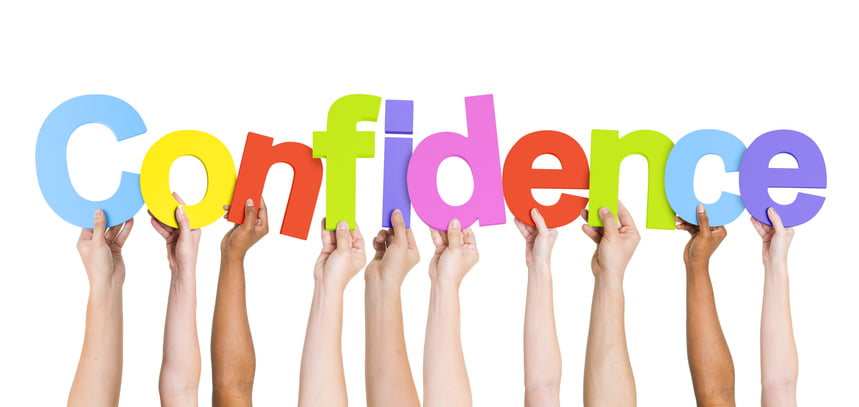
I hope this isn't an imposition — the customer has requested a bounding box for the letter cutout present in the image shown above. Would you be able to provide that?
[313,94,381,230]
[382,99,414,227]
[589,129,675,229]
[739,129,827,227]
[140,130,236,229]
[407,94,506,230]
[35,94,145,228]
[664,129,746,226]
[502,130,589,228]
[227,133,323,240]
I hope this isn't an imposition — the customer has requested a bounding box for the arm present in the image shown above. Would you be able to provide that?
[212,198,269,407]
[515,208,561,407]
[68,210,133,407]
[581,203,638,407]
[364,209,421,407]
[752,208,798,407]
[423,218,479,407]
[298,219,366,407]
[677,205,735,406]
[151,194,202,407]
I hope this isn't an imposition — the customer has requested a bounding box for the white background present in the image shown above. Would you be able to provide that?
[1,1,857,405]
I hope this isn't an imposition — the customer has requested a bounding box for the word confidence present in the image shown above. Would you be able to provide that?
[35,94,827,240]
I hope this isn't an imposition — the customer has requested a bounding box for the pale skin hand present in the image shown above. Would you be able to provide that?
[69,210,133,407]
[752,208,797,407]
[424,219,478,407]
[212,198,269,407]
[677,205,735,407]
[580,203,637,407]
[514,208,561,407]
[298,219,366,407]
[151,193,202,407]
[364,209,421,407]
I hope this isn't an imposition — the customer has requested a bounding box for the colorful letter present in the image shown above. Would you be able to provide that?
[664,129,746,226]
[502,130,589,228]
[140,130,237,229]
[35,94,145,228]
[227,132,323,240]
[739,129,827,227]
[407,94,506,230]
[382,99,414,227]
[313,94,381,230]
[589,129,675,229]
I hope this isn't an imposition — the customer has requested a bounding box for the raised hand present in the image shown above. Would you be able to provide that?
[428,219,479,288]
[366,209,420,286]
[149,192,201,274]
[314,219,367,291]
[676,204,727,268]
[751,207,795,269]
[580,201,640,277]
[76,209,134,287]
[221,198,269,258]
[514,208,558,270]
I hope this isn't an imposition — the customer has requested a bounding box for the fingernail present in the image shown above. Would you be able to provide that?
[393,209,402,219]
[177,205,185,215]
[697,204,704,213]
[451,218,460,229]
[531,208,538,216]
[94,209,103,218]
[599,207,609,215]
[246,199,253,207]
[337,221,348,231]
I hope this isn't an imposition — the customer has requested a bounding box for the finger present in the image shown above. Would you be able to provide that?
[430,227,444,249]
[172,191,187,205]
[113,218,134,247]
[767,207,785,232]
[391,209,407,246]
[334,221,352,253]
[351,223,365,251]
[243,198,257,228]
[151,216,172,239]
[696,204,711,236]
[405,228,418,250]
[513,217,531,239]
[463,227,477,247]
[580,208,589,222]
[104,223,120,243]
[446,218,463,249]
[616,201,637,230]
[582,224,601,243]
[92,209,107,243]
[175,205,191,234]
[79,228,92,242]
[372,231,386,259]
[257,196,268,224]
[598,207,619,240]
[750,216,767,238]
[223,204,231,220]
[531,208,549,234]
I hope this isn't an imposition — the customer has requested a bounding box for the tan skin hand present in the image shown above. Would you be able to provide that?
[580,202,640,276]
[676,204,727,268]
[221,197,269,256]
[514,208,558,269]
[314,219,367,289]
[428,218,479,287]
[366,209,420,285]
[751,207,794,268]
[77,209,134,287]
[149,192,201,273]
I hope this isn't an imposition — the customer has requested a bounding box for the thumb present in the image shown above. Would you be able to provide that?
[176,205,191,233]
[335,221,352,253]
[92,209,107,243]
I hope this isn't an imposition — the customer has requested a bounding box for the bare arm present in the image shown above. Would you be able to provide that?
[678,205,735,406]
[69,210,133,407]
[581,204,637,407]
[151,197,202,407]
[752,208,798,407]
[364,209,420,407]
[212,199,269,407]
[515,209,561,407]
[423,219,479,407]
[298,219,366,407]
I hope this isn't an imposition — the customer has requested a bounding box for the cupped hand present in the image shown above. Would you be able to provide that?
[580,202,640,278]
[150,192,201,274]
[365,209,420,286]
[221,197,269,258]
[514,208,558,270]
[750,207,794,269]
[314,218,367,290]
[428,219,479,288]
[676,204,727,268]
[77,209,134,287]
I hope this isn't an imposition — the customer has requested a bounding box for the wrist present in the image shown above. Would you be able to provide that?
[594,271,624,288]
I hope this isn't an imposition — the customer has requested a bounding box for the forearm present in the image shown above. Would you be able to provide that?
[212,254,255,406]
[365,279,420,407]
[524,265,561,407]
[583,274,634,407]
[160,270,201,407]
[685,264,735,406]
[760,264,797,406]
[424,280,471,407]
[298,282,348,407]
[69,284,124,407]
